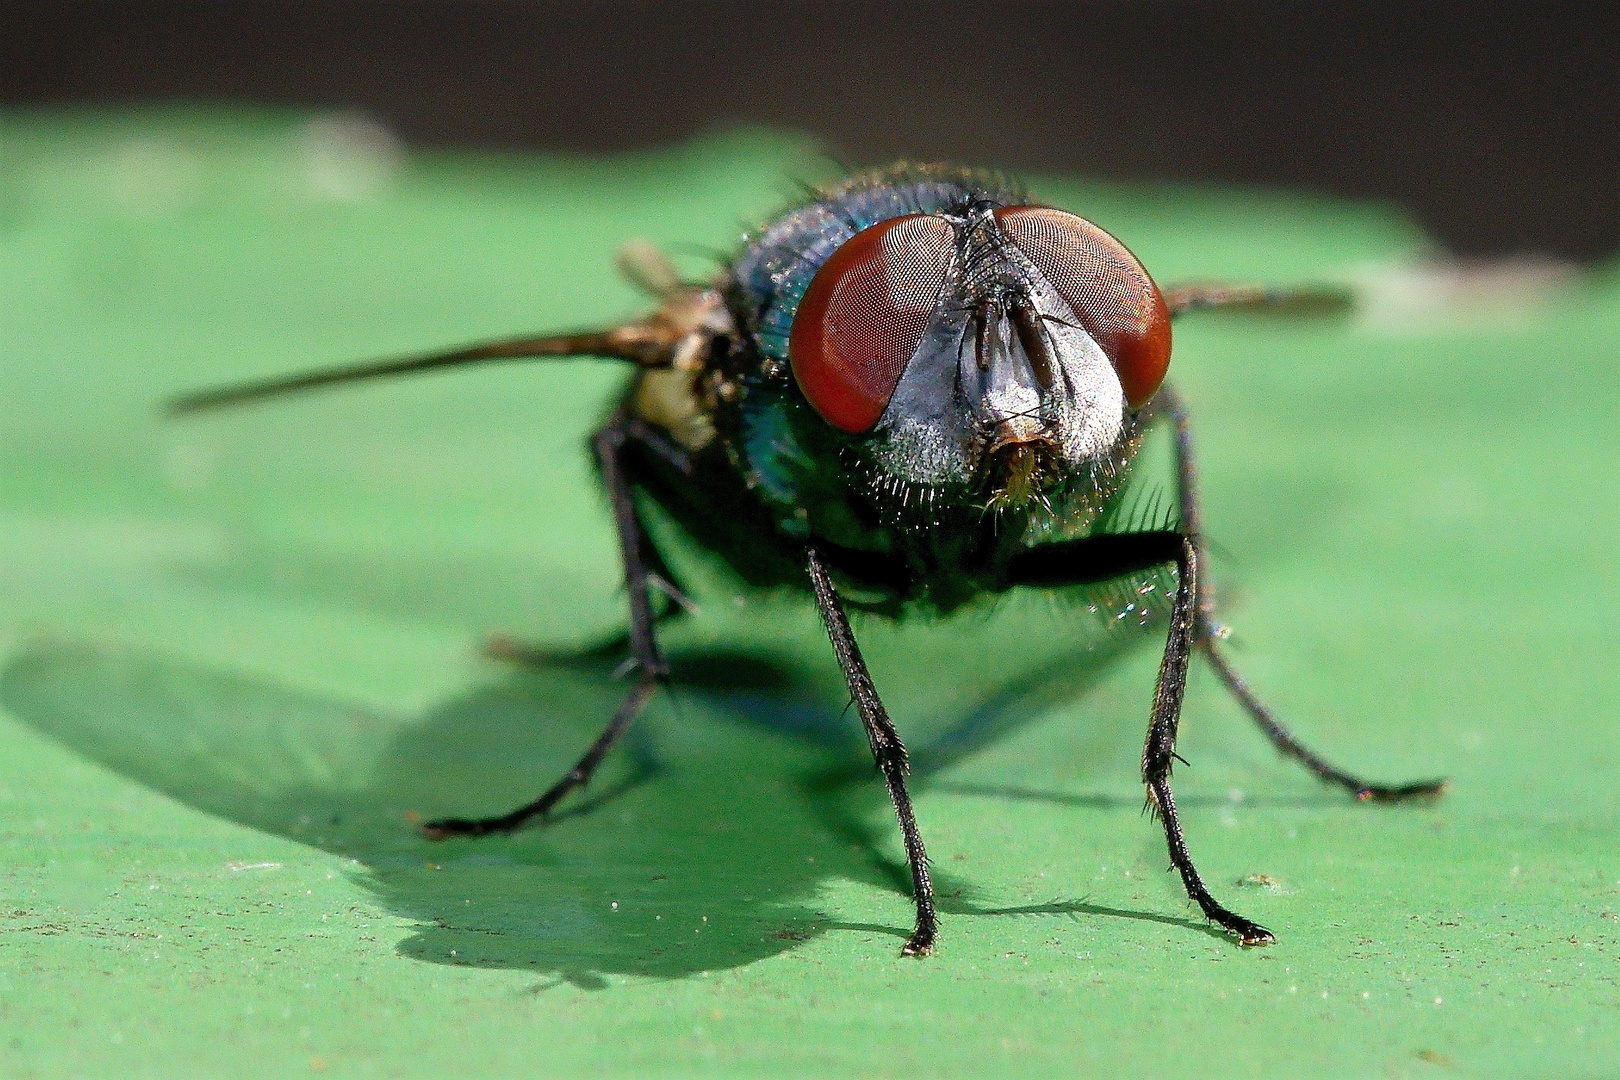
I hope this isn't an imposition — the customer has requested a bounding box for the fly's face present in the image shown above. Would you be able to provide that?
[787,200,1171,510]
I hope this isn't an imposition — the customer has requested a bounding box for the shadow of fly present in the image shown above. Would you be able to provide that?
[170,165,1444,955]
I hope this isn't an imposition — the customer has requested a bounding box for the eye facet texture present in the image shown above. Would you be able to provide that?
[996,206,1171,408]
[789,214,955,433]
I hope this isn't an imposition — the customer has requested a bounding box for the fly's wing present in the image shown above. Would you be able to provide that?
[615,240,683,299]
[167,323,677,415]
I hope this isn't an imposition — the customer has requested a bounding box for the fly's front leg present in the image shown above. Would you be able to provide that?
[424,413,689,839]
[1142,535,1274,945]
[807,546,937,956]
[1144,385,1446,802]
[1007,531,1271,944]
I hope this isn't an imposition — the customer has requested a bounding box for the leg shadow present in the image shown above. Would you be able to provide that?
[0,641,867,984]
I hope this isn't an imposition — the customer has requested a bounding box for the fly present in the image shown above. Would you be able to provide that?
[170,165,1445,955]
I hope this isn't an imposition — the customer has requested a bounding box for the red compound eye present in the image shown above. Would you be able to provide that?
[789,214,956,433]
[995,206,1171,409]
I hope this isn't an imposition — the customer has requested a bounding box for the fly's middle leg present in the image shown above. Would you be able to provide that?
[1144,384,1447,802]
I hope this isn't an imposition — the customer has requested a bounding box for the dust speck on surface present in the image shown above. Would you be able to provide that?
[1236,874,1285,892]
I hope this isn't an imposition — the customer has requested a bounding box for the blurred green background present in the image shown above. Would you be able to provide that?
[1,108,1617,1078]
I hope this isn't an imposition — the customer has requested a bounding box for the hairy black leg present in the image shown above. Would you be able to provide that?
[1006,530,1270,944]
[1144,384,1446,802]
[423,675,658,838]
[1201,645,1446,801]
[596,416,689,682]
[1142,534,1274,945]
[806,546,937,956]
[425,413,687,839]
[1139,385,1211,622]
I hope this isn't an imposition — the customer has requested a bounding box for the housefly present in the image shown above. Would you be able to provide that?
[171,165,1445,954]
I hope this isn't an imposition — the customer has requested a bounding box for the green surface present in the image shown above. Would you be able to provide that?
[2,107,1618,1078]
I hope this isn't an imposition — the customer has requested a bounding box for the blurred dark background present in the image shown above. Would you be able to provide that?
[3,1,1615,260]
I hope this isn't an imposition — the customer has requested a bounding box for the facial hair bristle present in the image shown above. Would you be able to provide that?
[985,443,1047,513]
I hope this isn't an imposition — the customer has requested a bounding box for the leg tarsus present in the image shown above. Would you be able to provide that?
[1147,777,1275,946]
[1355,779,1451,803]
[423,674,658,839]
[1141,535,1272,946]
[1201,638,1447,803]
[902,924,937,957]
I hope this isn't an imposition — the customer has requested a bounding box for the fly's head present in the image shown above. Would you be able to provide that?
[785,197,1170,518]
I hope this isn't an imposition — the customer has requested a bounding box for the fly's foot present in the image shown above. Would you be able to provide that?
[420,813,531,840]
[1211,908,1275,947]
[901,927,937,957]
[1355,778,1450,803]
